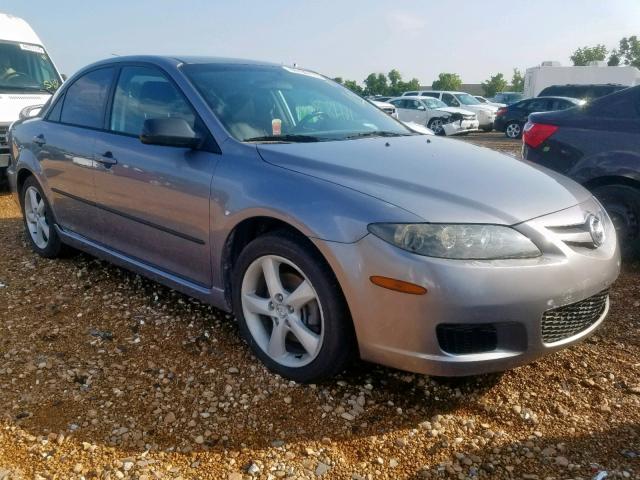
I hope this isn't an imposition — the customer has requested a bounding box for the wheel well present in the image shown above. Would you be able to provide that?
[583,175,640,192]
[221,217,332,308]
[16,168,33,196]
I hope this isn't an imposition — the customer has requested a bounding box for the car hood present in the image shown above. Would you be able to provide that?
[0,92,51,123]
[434,106,476,116]
[256,135,590,225]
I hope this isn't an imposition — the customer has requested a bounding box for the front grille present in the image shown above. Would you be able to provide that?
[436,324,498,354]
[0,125,8,154]
[463,114,476,120]
[541,290,608,343]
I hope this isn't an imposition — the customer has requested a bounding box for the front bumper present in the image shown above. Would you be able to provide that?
[476,111,496,129]
[312,197,620,376]
[443,119,479,136]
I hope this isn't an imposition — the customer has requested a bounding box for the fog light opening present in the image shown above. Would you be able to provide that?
[369,276,427,295]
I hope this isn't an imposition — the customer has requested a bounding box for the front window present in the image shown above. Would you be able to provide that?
[455,93,481,105]
[0,41,61,93]
[182,64,410,142]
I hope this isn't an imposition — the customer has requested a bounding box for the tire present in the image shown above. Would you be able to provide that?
[427,118,446,136]
[592,184,640,258]
[504,121,522,139]
[231,230,355,382]
[20,176,66,258]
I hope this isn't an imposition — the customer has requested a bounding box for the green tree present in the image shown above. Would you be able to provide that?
[616,35,640,67]
[388,69,402,88]
[511,68,524,92]
[363,73,390,95]
[343,79,364,95]
[431,73,462,91]
[481,73,508,97]
[570,44,608,66]
[333,77,344,85]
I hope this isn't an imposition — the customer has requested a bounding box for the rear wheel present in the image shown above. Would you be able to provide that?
[592,184,640,258]
[505,122,522,139]
[20,176,66,258]
[232,231,354,382]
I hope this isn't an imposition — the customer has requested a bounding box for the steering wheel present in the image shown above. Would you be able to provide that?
[298,111,328,130]
[3,71,29,83]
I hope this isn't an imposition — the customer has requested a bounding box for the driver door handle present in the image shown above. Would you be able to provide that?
[32,134,46,146]
[96,151,118,167]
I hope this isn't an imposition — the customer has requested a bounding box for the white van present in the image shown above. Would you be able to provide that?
[1,12,63,176]
[524,61,640,98]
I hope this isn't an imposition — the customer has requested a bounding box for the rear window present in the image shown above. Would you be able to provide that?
[60,68,114,129]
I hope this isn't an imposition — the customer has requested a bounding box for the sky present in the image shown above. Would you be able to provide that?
[2,0,639,85]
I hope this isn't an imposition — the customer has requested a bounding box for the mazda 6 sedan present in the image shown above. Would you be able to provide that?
[7,56,620,382]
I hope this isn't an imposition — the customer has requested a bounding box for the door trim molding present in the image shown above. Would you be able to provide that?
[51,187,206,245]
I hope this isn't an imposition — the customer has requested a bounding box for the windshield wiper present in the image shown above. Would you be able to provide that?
[244,134,320,143]
[0,85,50,93]
[343,131,411,140]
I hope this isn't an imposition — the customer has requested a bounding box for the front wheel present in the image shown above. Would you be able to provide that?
[592,184,640,258]
[232,231,354,382]
[428,118,446,136]
[20,176,66,258]
[505,122,522,139]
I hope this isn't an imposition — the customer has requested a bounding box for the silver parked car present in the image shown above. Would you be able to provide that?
[8,56,620,382]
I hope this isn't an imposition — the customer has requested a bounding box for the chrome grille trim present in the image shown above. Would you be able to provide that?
[547,222,596,248]
[541,290,608,344]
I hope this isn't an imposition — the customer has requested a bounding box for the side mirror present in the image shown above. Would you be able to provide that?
[140,118,202,148]
[417,105,426,111]
[61,74,68,81]
[19,104,44,120]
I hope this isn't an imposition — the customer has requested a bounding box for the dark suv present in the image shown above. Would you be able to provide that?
[494,97,583,139]
[538,84,628,101]
[523,85,640,255]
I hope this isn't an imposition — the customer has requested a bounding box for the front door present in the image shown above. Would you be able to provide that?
[92,65,217,287]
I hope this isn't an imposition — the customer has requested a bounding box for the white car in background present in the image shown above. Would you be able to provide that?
[402,90,498,131]
[370,99,398,118]
[474,95,506,108]
[388,96,479,136]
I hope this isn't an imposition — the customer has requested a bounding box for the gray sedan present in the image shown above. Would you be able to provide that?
[7,56,620,382]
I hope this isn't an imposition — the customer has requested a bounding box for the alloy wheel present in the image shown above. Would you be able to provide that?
[506,123,521,138]
[240,255,324,368]
[430,119,444,135]
[24,186,50,249]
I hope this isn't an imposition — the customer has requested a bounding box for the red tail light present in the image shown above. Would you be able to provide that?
[496,107,507,117]
[523,122,558,148]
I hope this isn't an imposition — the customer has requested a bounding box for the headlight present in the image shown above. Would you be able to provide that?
[368,223,541,260]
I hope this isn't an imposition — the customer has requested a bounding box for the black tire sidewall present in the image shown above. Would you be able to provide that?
[20,176,63,258]
[593,184,640,257]
[428,118,445,136]
[231,231,354,382]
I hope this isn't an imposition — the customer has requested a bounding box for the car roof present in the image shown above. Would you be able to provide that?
[535,96,583,102]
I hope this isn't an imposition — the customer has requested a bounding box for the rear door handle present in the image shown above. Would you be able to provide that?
[32,134,46,146]
[96,151,118,167]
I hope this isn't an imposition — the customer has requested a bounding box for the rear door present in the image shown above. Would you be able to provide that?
[91,64,218,286]
[389,99,412,122]
[38,67,115,240]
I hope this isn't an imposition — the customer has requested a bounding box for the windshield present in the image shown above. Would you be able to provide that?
[455,93,481,105]
[0,41,61,93]
[422,98,448,109]
[182,64,410,142]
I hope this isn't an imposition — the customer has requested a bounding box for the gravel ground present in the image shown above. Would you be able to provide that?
[0,135,638,479]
